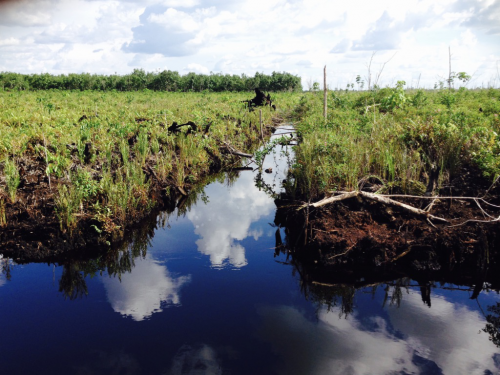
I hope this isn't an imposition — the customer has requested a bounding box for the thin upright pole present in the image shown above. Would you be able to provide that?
[323,66,327,122]
[259,109,264,142]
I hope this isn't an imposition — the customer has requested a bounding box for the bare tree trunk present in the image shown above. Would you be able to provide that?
[374,52,397,88]
[366,52,375,90]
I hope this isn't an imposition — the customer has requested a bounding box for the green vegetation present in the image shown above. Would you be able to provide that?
[0,70,302,92]
[289,86,500,198]
[0,90,298,237]
[2,82,498,242]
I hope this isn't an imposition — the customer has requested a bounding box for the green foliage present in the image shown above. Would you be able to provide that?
[401,118,463,173]
[290,87,500,199]
[254,136,289,167]
[73,169,99,200]
[55,184,81,231]
[410,90,428,108]
[381,81,407,111]
[439,91,456,109]
[0,89,298,234]
[3,158,20,202]
[0,70,302,92]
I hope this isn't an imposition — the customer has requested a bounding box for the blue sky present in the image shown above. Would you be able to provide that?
[0,0,499,88]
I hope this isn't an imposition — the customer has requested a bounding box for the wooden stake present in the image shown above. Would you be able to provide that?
[259,109,264,141]
[323,65,327,122]
[448,46,452,91]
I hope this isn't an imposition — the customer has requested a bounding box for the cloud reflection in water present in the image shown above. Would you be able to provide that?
[388,291,499,374]
[258,291,499,374]
[103,256,190,321]
[187,171,275,269]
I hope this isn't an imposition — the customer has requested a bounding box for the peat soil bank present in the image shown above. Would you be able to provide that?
[1,126,500,374]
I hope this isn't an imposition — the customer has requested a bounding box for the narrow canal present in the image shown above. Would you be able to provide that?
[1,126,499,374]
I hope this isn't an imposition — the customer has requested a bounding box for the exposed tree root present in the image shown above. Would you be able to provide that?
[302,190,500,227]
[302,190,449,224]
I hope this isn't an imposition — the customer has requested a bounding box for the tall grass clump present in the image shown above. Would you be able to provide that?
[3,158,20,203]
[290,85,500,199]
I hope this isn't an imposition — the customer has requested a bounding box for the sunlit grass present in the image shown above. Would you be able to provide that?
[0,90,297,233]
[290,87,500,198]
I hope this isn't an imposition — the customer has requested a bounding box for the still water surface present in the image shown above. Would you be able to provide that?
[1,127,499,374]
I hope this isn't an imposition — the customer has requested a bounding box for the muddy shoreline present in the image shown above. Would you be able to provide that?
[274,165,500,286]
[0,123,280,262]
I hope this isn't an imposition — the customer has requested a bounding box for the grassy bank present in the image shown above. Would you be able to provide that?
[0,90,299,243]
[288,86,500,200]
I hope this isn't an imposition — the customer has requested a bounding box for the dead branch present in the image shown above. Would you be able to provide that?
[484,175,500,196]
[219,141,253,158]
[360,191,449,223]
[424,196,438,213]
[331,191,500,208]
[305,189,500,227]
[365,103,380,113]
[300,191,359,210]
[303,190,448,223]
[374,52,397,87]
[447,216,500,228]
[326,241,358,259]
[388,247,413,262]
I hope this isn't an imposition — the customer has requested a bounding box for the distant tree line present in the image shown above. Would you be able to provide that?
[0,69,302,92]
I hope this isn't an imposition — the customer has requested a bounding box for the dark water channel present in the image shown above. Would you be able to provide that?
[1,126,500,374]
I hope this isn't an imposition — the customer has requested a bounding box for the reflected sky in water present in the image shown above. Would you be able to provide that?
[1,126,499,374]
[388,291,498,374]
[102,255,191,321]
[186,125,293,270]
[258,290,500,375]
[187,170,274,269]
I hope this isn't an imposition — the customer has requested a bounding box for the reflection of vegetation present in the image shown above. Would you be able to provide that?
[305,281,356,318]
[484,303,500,348]
[1,256,13,281]
[59,263,88,300]
[254,135,295,199]
[254,171,279,199]
[382,278,412,308]
[57,169,231,299]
